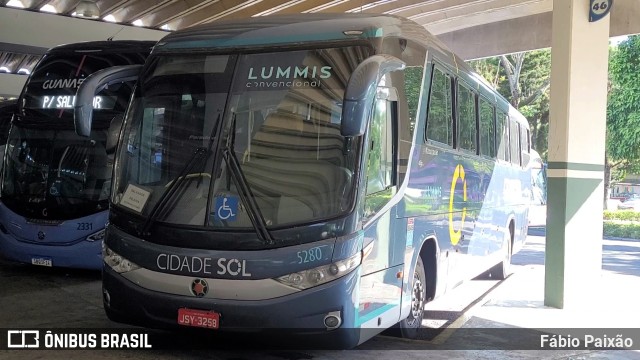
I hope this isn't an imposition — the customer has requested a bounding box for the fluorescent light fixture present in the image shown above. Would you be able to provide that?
[0,67,11,73]
[6,0,25,8]
[40,4,57,13]
[303,0,348,13]
[132,19,144,27]
[160,24,172,31]
[73,1,100,19]
[253,0,305,16]
[17,68,30,75]
[103,14,117,22]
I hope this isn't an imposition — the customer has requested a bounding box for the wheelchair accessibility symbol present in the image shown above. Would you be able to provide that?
[215,196,238,221]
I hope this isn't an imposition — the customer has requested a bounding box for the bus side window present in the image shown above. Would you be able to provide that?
[496,110,509,162]
[520,125,530,167]
[456,82,477,153]
[364,96,396,218]
[479,98,495,158]
[404,66,424,135]
[425,67,453,146]
[509,119,521,166]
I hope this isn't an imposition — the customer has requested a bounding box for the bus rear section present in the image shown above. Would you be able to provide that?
[73,14,532,348]
[0,41,154,270]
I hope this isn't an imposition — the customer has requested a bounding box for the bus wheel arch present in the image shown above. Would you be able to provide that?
[418,237,437,302]
[398,255,426,338]
[398,236,437,338]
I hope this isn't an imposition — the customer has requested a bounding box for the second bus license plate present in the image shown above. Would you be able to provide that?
[177,308,219,329]
[31,257,52,267]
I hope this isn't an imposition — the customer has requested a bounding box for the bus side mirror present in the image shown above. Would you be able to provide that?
[106,114,124,155]
[74,65,143,137]
[341,55,405,137]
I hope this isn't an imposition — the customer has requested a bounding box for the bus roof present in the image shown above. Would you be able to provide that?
[155,13,429,51]
[151,13,518,121]
[46,40,156,54]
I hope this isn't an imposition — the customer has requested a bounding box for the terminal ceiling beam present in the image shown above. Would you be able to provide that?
[0,7,166,52]
[5,1,640,62]
[139,0,214,29]
[439,0,640,59]
[412,0,552,35]
[3,0,640,96]
[0,6,167,97]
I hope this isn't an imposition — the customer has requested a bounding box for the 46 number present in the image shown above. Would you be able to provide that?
[592,1,609,13]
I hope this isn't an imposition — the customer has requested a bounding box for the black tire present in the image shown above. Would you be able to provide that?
[399,256,426,339]
[486,226,512,280]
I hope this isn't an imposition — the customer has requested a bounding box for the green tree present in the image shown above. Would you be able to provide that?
[606,35,640,199]
[468,50,551,160]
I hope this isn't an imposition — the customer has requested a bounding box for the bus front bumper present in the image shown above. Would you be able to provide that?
[0,231,102,270]
[102,264,363,349]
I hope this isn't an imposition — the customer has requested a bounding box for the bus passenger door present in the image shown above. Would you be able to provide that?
[357,88,404,331]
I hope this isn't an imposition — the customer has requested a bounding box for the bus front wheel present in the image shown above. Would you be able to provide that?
[399,256,426,339]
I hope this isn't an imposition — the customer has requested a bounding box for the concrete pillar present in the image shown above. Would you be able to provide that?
[545,0,609,308]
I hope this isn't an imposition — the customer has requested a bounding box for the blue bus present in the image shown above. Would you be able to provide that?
[0,41,154,270]
[0,99,16,172]
[75,14,531,347]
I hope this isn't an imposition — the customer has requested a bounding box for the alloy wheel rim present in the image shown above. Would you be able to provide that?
[409,274,425,325]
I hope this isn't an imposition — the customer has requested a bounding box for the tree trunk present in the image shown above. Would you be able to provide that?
[604,154,611,210]
[500,53,526,108]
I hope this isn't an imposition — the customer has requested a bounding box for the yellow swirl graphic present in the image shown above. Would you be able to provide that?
[448,164,467,245]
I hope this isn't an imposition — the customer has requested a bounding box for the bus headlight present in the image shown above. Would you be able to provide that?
[102,243,140,274]
[86,229,106,242]
[275,251,362,290]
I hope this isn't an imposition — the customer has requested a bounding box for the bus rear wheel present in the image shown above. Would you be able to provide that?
[487,227,512,280]
[399,256,426,339]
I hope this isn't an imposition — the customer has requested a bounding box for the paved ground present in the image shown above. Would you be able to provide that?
[1,230,639,359]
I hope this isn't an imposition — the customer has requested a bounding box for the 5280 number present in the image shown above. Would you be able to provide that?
[297,247,323,264]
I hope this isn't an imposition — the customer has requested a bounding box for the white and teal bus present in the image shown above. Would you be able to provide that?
[75,14,532,348]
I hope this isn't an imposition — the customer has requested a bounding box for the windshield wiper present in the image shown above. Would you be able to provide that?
[139,113,221,236]
[220,115,274,245]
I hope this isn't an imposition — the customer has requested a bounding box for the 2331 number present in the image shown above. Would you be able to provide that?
[77,222,93,231]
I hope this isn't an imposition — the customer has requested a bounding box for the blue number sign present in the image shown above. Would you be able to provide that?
[589,0,613,22]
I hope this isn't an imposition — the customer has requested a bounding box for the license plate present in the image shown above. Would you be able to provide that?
[177,308,219,329]
[31,257,52,267]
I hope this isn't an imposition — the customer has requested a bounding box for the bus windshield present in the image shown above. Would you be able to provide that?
[1,127,111,219]
[113,47,369,230]
[1,52,143,221]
